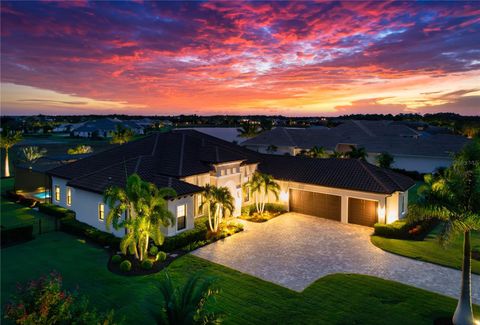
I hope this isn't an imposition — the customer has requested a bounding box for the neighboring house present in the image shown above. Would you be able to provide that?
[242,120,469,173]
[72,118,144,138]
[175,127,245,144]
[46,130,413,238]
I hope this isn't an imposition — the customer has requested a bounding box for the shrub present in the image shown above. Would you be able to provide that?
[161,217,209,252]
[111,255,122,264]
[19,197,37,208]
[149,245,159,256]
[141,259,153,270]
[1,225,34,246]
[374,221,409,239]
[60,219,120,249]
[120,260,132,272]
[182,240,208,252]
[38,203,75,221]
[241,203,287,216]
[156,251,167,262]
[4,272,117,324]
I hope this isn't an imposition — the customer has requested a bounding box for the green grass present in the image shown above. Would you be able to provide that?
[2,232,478,324]
[372,225,480,274]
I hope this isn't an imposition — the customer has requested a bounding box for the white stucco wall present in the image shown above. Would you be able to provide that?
[163,195,196,237]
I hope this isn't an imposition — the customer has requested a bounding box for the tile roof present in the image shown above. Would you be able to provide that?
[49,130,414,196]
[258,154,415,194]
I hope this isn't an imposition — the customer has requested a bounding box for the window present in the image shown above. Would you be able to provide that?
[177,204,186,230]
[244,186,250,203]
[54,185,60,201]
[66,187,72,206]
[400,194,405,214]
[98,203,105,221]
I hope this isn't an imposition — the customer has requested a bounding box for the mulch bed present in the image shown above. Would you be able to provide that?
[107,250,187,276]
[239,212,284,223]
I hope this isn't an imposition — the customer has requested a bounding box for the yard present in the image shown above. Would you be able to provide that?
[2,231,478,324]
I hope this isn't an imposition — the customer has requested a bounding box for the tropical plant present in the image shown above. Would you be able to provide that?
[155,272,222,325]
[244,172,280,215]
[237,122,260,138]
[376,152,394,168]
[4,272,118,324]
[0,129,22,177]
[329,151,346,158]
[346,146,367,160]
[407,138,480,325]
[21,146,47,164]
[308,146,328,158]
[111,125,134,145]
[200,185,234,233]
[104,174,175,261]
[260,119,273,132]
[67,144,93,155]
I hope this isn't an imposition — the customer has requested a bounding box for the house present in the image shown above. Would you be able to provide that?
[46,130,413,238]
[72,118,144,138]
[241,120,469,173]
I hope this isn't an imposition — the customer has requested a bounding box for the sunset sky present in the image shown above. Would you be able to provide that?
[1,1,479,116]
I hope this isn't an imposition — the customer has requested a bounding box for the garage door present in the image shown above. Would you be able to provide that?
[289,189,341,221]
[348,198,378,227]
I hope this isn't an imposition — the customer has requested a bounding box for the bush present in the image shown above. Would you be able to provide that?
[374,221,409,239]
[19,197,37,208]
[60,219,121,249]
[149,245,158,256]
[241,203,287,216]
[111,255,122,264]
[182,240,208,252]
[119,260,131,272]
[141,259,153,270]
[161,217,209,252]
[1,225,34,246]
[38,203,75,221]
[156,251,167,262]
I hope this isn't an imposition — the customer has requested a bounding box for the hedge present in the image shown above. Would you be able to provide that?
[161,216,209,252]
[1,225,34,246]
[241,203,287,216]
[374,219,438,240]
[38,203,75,221]
[60,219,121,249]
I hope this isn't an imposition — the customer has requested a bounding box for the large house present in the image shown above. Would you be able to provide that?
[47,130,414,238]
[72,118,144,138]
[241,120,469,173]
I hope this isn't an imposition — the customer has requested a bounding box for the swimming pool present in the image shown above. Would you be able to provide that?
[33,192,51,199]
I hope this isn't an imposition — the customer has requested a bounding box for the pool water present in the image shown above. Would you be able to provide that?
[33,192,51,199]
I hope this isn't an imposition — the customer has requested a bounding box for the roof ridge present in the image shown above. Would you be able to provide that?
[282,127,296,146]
[356,159,391,193]
[151,132,160,155]
[67,156,140,183]
[134,155,143,173]
[352,120,375,137]
[178,133,186,175]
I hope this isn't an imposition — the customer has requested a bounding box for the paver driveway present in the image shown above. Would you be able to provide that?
[193,213,480,303]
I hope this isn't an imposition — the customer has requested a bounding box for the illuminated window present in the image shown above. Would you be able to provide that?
[66,187,72,206]
[54,186,60,201]
[98,203,105,221]
[177,204,186,230]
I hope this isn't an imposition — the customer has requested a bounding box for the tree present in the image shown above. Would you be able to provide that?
[260,119,273,132]
[376,152,394,168]
[200,185,234,233]
[346,146,367,160]
[0,130,22,177]
[111,125,134,145]
[67,145,93,155]
[308,146,328,158]
[155,272,222,325]
[329,151,346,158]
[244,172,280,215]
[237,123,260,138]
[104,174,174,261]
[407,138,480,325]
[21,146,47,164]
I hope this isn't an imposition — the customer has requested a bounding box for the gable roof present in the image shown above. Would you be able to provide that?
[74,118,142,133]
[258,154,415,194]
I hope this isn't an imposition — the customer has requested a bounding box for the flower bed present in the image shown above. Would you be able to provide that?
[240,203,287,223]
[107,249,185,276]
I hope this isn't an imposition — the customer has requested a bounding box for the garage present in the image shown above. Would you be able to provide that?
[289,189,341,221]
[348,198,378,227]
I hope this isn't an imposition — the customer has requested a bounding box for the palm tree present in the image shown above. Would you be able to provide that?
[308,146,327,158]
[237,123,259,138]
[329,151,345,158]
[67,145,93,155]
[376,152,394,168]
[21,146,47,164]
[200,185,234,233]
[155,272,222,325]
[0,130,22,177]
[408,138,480,325]
[111,125,134,145]
[346,146,367,160]
[244,172,280,215]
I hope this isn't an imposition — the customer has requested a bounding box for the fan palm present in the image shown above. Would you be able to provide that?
[155,272,222,325]
[21,146,47,164]
[244,172,280,214]
[200,185,234,233]
[0,130,22,177]
[407,138,480,325]
[346,146,367,160]
[376,152,394,168]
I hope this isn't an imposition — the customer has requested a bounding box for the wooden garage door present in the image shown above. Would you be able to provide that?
[289,189,341,221]
[348,198,378,227]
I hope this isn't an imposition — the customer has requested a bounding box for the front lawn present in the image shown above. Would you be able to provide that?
[372,224,480,274]
[2,232,478,324]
